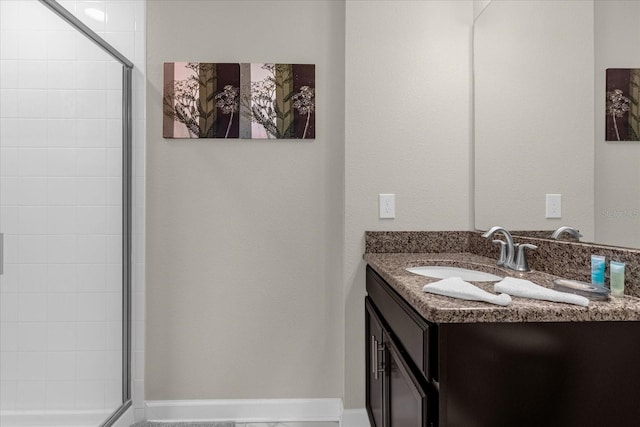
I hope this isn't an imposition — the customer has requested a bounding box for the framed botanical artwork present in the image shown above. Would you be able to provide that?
[163,62,315,140]
[606,68,639,141]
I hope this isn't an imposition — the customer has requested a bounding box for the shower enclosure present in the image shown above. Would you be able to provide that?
[0,1,133,425]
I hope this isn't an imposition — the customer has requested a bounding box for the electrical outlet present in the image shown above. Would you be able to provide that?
[379,194,395,219]
[546,194,562,218]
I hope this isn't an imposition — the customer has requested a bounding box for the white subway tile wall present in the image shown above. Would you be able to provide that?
[0,0,145,422]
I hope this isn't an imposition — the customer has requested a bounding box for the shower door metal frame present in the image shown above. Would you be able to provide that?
[37,1,134,425]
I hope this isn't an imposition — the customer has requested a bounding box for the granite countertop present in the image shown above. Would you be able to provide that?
[364,252,640,323]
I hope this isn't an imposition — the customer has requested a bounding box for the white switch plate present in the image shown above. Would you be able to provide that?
[546,194,562,218]
[379,194,395,219]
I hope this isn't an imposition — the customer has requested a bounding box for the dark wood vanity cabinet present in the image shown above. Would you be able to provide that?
[366,298,385,427]
[366,267,437,427]
[366,265,640,427]
[366,299,432,427]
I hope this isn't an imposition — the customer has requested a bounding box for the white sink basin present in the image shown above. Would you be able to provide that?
[406,266,502,282]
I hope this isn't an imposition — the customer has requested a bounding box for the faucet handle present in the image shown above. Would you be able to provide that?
[492,240,507,266]
[515,243,537,272]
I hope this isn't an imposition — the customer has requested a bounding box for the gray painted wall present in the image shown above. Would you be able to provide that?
[146,0,638,410]
[147,0,474,408]
[146,0,345,400]
[147,0,474,409]
[344,0,473,408]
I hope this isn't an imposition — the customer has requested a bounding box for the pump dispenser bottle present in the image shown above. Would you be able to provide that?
[610,261,625,297]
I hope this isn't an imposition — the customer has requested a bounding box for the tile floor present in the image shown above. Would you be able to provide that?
[239,424,338,427]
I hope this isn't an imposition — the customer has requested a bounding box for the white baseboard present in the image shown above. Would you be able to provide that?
[341,409,370,427]
[145,398,344,423]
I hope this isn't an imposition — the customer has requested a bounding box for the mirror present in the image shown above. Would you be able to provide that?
[474,0,640,249]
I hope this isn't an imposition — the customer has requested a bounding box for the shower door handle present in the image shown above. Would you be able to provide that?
[0,233,3,275]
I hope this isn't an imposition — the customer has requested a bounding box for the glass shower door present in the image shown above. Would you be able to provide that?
[0,1,129,425]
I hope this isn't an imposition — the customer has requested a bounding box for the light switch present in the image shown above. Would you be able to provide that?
[379,194,395,219]
[546,194,562,218]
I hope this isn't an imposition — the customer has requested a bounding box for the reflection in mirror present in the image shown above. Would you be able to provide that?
[474,0,640,249]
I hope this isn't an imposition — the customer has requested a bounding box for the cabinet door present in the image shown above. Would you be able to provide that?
[366,298,385,427]
[386,334,430,427]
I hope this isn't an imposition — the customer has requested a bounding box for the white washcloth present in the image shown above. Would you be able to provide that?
[494,277,589,307]
[422,277,512,306]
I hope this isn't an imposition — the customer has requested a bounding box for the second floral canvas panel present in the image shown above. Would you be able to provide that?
[163,62,315,139]
[605,68,640,142]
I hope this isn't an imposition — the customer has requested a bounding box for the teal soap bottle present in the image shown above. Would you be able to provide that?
[591,255,605,286]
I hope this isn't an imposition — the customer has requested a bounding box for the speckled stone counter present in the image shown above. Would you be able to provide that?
[366,230,640,296]
[364,249,640,324]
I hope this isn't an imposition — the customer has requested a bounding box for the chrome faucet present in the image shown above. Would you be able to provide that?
[482,226,516,269]
[551,226,582,241]
[482,226,537,272]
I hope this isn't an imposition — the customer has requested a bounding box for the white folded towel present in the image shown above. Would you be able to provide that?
[494,277,589,307]
[422,277,512,306]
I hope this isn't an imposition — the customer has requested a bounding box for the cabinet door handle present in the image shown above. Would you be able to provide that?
[371,335,384,380]
[371,335,377,376]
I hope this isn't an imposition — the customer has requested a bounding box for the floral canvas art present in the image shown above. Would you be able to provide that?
[163,62,315,139]
[605,68,640,141]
